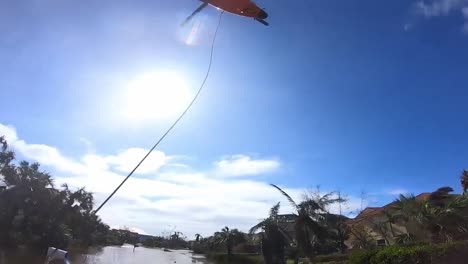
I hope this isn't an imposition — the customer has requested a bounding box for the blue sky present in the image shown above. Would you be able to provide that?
[1,0,468,236]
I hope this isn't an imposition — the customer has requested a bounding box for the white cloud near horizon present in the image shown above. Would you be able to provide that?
[414,0,468,33]
[214,155,280,177]
[0,123,363,238]
[388,188,410,196]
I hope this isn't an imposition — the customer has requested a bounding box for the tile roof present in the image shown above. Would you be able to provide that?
[347,192,432,224]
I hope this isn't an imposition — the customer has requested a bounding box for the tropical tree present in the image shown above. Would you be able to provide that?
[0,138,109,249]
[382,209,397,238]
[348,224,375,249]
[314,191,350,255]
[0,136,14,176]
[329,216,350,254]
[393,187,468,243]
[167,231,188,248]
[250,203,290,264]
[195,233,202,242]
[333,191,350,254]
[394,233,413,245]
[461,170,468,195]
[215,227,233,257]
[213,227,246,258]
[271,184,330,262]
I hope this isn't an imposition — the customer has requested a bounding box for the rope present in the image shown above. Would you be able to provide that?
[94,11,224,214]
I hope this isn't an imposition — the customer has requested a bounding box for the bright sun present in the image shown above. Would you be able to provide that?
[121,71,193,123]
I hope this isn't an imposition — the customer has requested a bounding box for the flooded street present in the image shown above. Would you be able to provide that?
[0,245,210,264]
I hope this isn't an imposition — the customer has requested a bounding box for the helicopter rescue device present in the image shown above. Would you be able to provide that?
[182,0,269,26]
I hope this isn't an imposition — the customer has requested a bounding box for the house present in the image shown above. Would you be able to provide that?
[277,214,297,241]
[345,193,430,249]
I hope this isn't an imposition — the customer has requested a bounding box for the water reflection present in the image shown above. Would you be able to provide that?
[0,245,210,264]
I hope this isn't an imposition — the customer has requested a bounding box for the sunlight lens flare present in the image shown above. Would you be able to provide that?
[121,71,193,123]
[186,20,202,45]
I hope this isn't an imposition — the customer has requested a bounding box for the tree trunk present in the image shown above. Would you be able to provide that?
[227,239,232,259]
[389,222,395,238]
[261,236,273,264]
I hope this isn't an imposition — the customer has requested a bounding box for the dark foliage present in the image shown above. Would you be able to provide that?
[207,253,263,264]
[142,232,188,249]
[349,241,468,264]
[0,137,109,250]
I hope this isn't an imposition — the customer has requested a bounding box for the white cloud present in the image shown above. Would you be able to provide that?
[463,7,468,32]
[103,148,169,174]
[0,123,363,238]
[214,155,280,177]
[388,188,410,196]
[0,124,174,175]
[79,137,94,152]
[414,0,468,32]
[0,124,18,142]
[0,123,85,173]
[416,0,468,17]
[463,6,468,16]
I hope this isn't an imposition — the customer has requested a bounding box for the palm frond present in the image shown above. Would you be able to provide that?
[270,202,281,217]
[319,192,343,205]
[249,220,267,234]
[299,199,321,213]
[271,184,298,210]
[300,214,327,240]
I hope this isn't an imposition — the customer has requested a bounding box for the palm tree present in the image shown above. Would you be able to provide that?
[394,233,413,245]
[250,203,289,264]
[383,209,396,238]
[271,184,328,262]
[214,227,245,258]
[461,170,468,195]
[195,233,202,243]
[0,136,15,175]
[349,224,375,249]
[394,187,468,243]
[221,227,233,257]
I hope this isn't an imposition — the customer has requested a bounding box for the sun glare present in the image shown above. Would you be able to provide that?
[121,71,193,123]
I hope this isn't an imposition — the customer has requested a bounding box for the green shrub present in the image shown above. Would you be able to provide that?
[232,243,260,254]
[315,254,349,263]
[286,259,313,264]
[191,244,207,254]
[349,241,468,264]
[349,249,378,264]
[432,240,468,264]
[207,253,263,264]
[370,244,432,264]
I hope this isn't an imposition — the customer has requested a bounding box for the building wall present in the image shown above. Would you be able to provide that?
[346,213,409,249]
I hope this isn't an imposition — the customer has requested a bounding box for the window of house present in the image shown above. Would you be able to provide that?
[377,239,386,246]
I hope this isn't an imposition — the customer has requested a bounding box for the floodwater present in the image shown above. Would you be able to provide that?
[0,245,211,264]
